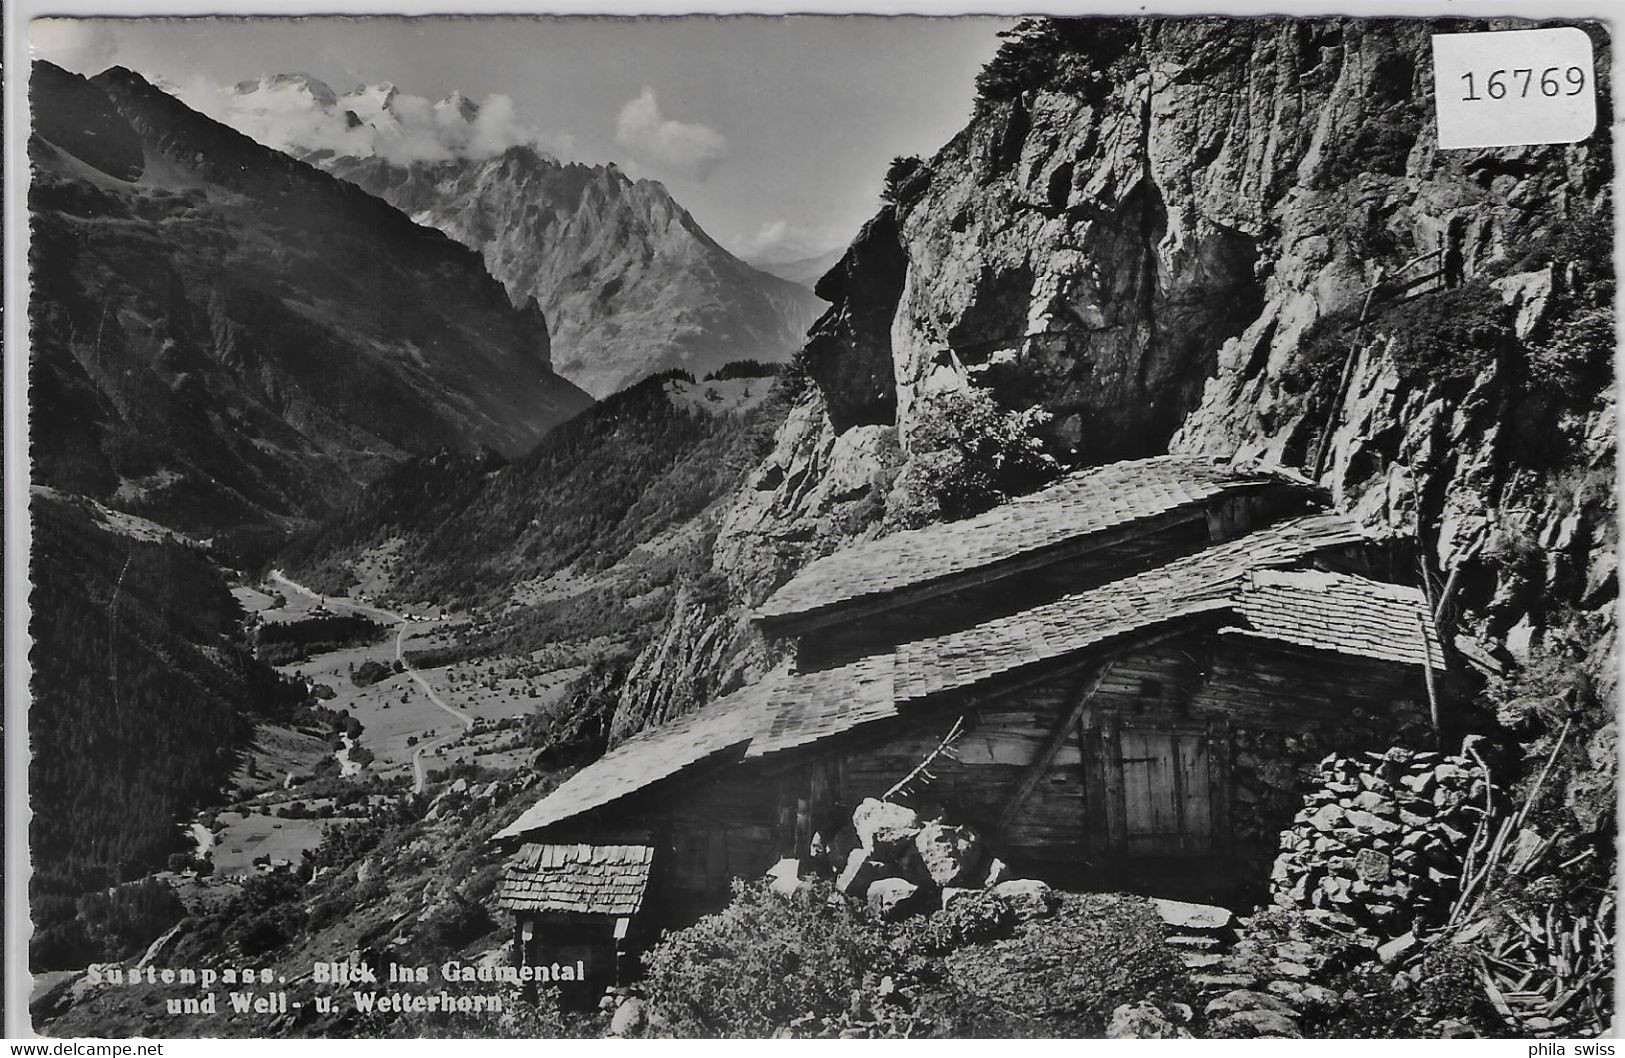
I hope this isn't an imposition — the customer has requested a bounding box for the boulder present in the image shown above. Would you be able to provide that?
[765,857,803,897]
[1307,804,1346,832]
[940,886,980,912]
[993,879,1057,921]
[1151,898,1233,931]
[866,878,924,922]
[608,997,647,1037]
[852,799,920,860]
[1377,930,1417,965]
[1210,1009,1302,1039]
[1266,980,1343,1014]
[836,849,887,897]
[979,856,1012,888]
[1204,989,1298,1019]
[1354,849,1392,883]
[913,823,982,887]
[1344,809,1400,836]
[1106,1001,1193,1039]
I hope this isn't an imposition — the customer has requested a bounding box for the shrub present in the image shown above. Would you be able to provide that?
[891,387,1059,526]
[642,879,896,1037]
[1527,307,1612,398]
[974,18,1139,104]
[913,891,1016,955]
[226,869,305,957]
[352,659,392,687]
[1380,282,1511,387]
[881,156,931,206]
[74,878,188,961]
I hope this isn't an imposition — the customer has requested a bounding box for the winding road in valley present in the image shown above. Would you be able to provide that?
[267,570,471,792]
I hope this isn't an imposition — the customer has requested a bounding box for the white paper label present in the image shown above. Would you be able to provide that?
[1432,28,1597,149]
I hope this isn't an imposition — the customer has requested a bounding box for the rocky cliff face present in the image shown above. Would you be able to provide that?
[612,17,1616,807]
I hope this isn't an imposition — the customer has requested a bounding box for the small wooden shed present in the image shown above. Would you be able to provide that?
[496,842,654,993]
[496,455,1451,920]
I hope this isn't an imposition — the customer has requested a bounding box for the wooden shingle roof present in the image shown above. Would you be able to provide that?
[493,677,781,842]
[890,511,1370,703]
[1233,568,1446,669]
[497,843,653,916]
[497,509,1425,843]
[755,455,1306,627]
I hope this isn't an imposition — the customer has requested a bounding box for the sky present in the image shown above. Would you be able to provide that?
[30,15,1015,263]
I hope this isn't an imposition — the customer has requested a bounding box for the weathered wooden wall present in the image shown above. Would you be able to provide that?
[558,630,1437,917]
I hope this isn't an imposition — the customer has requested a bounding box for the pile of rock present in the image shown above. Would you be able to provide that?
[817,798,1056,923]
[1229,709,1431,849]
[1268,747,1487,933]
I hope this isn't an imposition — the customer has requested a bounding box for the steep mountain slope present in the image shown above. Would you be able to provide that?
[28,62,592,548]
[27,489,309,968]
[227,74,825,397]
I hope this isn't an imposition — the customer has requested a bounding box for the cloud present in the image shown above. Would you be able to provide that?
[734,219,846,265]
[614,87,727,180]
[30,19,119,74]
[171,74,569,167]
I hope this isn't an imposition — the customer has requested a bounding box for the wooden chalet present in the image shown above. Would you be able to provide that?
[496,454,1451,938]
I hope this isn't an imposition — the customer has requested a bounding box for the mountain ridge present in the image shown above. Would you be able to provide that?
[226,72,825,396]
[29,60,593,547]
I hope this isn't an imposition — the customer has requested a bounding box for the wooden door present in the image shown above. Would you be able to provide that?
[1113,728,1215,855]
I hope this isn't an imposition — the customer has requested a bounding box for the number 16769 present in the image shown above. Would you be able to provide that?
[1460,67,1586,101]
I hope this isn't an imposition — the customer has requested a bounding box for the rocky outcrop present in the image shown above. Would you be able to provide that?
[613,17,1614,800]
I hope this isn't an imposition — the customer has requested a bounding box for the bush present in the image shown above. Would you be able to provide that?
[1528,307,1612,398]
[352,659,393,687]
[1381,282,1511,387]
[913,892,1016,955]
[974,18,1139,105]
[643,879,896,1037]
[891,387,1059,526]
[74,878,188,962]
[881,156,931,206]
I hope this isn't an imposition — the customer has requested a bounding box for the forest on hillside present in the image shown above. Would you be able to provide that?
[28,495,312,968]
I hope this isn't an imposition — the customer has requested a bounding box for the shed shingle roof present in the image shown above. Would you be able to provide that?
[755,454,1306,625]
[497,843,653,915]
[498,509,1428,843]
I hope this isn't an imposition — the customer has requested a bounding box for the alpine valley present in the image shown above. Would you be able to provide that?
[27,15,1618,1042]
